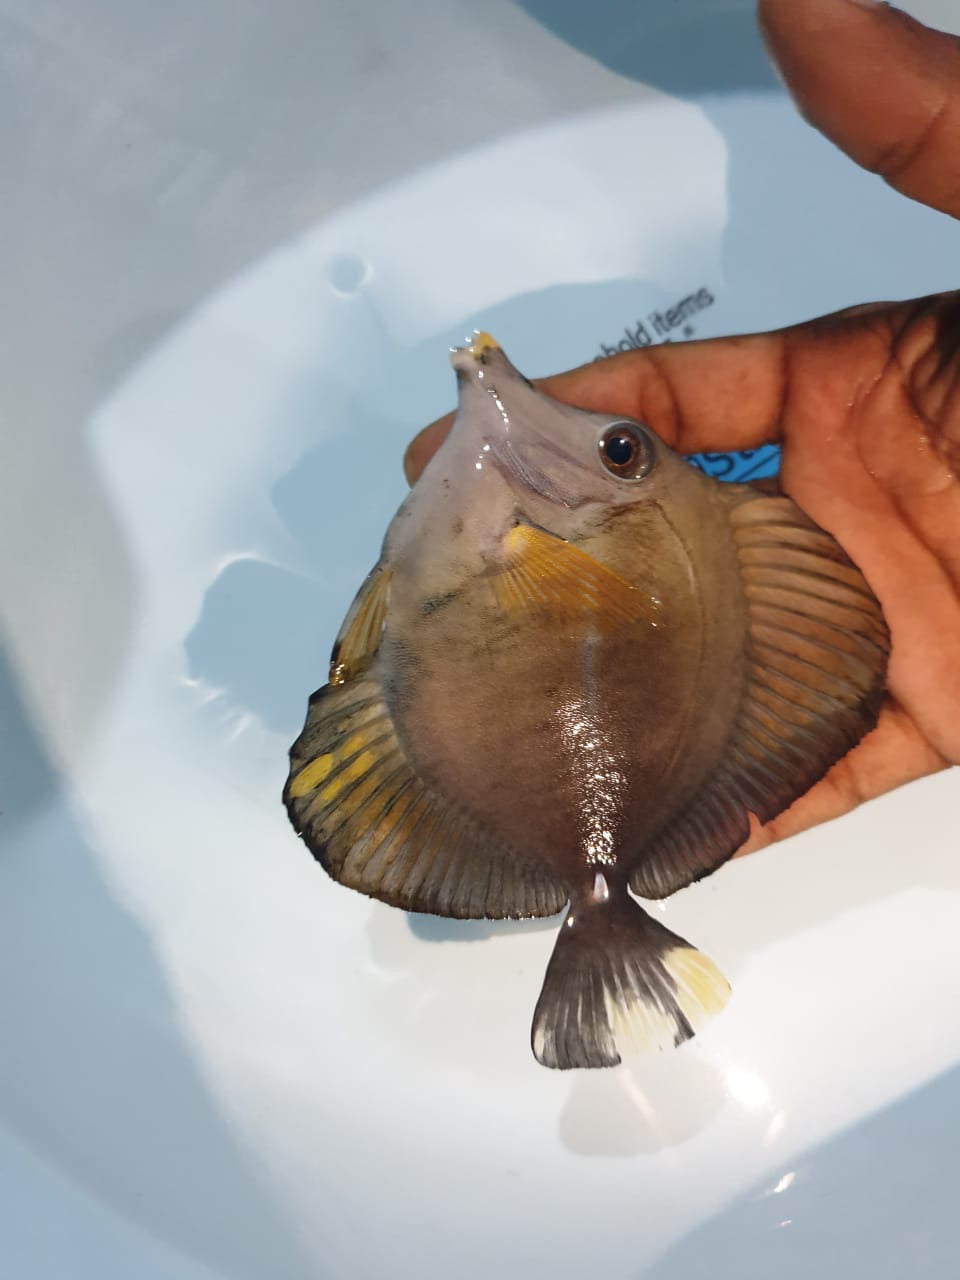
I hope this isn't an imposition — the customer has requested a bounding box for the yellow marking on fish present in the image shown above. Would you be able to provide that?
[340,730,372,758]
[288,753,335,799]
[665,947,731,1024]
[492,523,659,629]
[604,986,677,1056]
[317,750,378,807]
[340,766,407,844]
[318,753,400,827]
[330,565,391,685]
[469,330,500,359]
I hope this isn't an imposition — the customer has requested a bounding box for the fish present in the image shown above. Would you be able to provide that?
[284,332,889,1069]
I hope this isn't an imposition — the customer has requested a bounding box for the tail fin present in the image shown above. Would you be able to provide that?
[531,893,730,1069]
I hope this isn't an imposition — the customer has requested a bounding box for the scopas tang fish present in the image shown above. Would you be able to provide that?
[284,333,889,1069]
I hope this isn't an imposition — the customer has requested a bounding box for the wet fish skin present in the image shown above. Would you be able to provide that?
[284,333,889,1069]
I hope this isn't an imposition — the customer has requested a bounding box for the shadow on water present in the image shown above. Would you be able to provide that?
[0,644,55,829]
[0,647,313,1280]
[639,1062,960,1278]
[558,1050,728,1156]
[517,0,778,96]
[406,914,554,943]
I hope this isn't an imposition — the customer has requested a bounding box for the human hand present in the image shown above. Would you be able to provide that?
[403,0,960,856]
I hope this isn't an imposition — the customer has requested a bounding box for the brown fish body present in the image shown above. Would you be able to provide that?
[385,474,750,889]
[285,333,889,1068]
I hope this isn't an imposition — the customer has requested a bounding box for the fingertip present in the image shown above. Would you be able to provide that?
[403,414,452,485]
[758,0,960,216]
[758,0,896,113]
[759,0,886,57]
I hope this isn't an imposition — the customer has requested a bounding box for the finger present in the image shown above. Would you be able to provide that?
[404,296,925,486]
[759,0,960,217]
[734,700,948,857]
[404,330,787,484]
[404,415,452,485]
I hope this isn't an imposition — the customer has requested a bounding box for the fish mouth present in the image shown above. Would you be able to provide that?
[450,331,591,508]
[449,330,502,373]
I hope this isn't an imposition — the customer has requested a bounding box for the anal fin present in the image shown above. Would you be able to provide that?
[285,674,568,920]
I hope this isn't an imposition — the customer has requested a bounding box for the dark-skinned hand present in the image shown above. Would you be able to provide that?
[402,0,960,858]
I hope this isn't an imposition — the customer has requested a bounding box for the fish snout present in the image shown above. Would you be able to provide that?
[449,331,521,441]
[448,330,504,377]
[448,332,597,508]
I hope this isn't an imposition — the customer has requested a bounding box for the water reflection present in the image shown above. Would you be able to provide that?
[559,1049,726,1156]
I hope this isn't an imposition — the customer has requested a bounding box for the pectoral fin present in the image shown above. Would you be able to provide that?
[285,674,568,920]
[491,522,660,629]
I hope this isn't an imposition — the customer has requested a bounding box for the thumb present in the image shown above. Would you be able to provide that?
[759,0,960,217]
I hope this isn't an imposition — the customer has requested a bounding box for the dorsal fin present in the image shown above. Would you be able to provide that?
[631,493,889,900]
[285,673,569,920]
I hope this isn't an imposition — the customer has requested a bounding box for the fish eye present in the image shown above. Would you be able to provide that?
[598,421,656,480]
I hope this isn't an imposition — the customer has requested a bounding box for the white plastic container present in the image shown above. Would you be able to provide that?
[1,2,958,1277]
